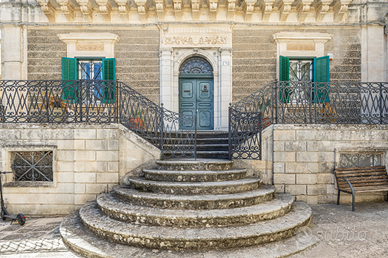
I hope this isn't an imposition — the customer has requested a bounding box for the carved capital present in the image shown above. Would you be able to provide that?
[36,0,56,22]
[297,0,313,22]
[219,47,232,53]
[76,0,93,22]
[191,0,200,20]
[95,0,112,21]
[134,0,148,22]
[243,0,257,22]
[57,0,75,21]
[279,0,293,22]
[262,0,275,22]
[333,0,352,22]
[173,0,182,21]
[115,0,131,22]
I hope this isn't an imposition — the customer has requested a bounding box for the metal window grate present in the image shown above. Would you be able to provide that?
[11,151,53,181]
[339,153,382,168]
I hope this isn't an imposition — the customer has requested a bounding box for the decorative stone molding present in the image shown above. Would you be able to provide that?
[333,0,352,22]
[244,0,257,22]
[262,0,275,22]
[227,0,236,20]
[57,0,75,22]
[279,0,293,22]
[58,33,120,58]
[164,36,227,46]
[96,0,112,21]
[191,0,201,20]
[115,0,131,22]
[209,0,219,21]
[134,0,148,22]
[36,0,56,22]
[173,0,182,21]
[316,0,332,22]
[76,0,93,22]
[155,0,165,20]
[297,0,313,22]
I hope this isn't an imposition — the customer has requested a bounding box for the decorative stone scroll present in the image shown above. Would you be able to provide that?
[287,43,315,51]
[76,43,105,51]
[164,36,227,46]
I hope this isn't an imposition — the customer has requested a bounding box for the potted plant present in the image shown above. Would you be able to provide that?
[129,110,144,129]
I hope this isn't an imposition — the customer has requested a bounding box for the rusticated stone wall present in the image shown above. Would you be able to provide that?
[27,28,160,103]
[232,28,361,103]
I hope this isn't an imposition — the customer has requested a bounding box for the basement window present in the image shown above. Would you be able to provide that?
[11,151,54,182]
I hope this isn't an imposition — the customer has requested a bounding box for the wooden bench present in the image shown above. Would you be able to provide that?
[335,166,388,211]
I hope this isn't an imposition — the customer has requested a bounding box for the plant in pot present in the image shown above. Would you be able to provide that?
[259,99,272,129]
[129,110,144,130]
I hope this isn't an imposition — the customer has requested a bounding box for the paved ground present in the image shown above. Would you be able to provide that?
[1,201,388,258]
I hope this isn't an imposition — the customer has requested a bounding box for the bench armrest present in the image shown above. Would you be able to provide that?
[337,177,355,194]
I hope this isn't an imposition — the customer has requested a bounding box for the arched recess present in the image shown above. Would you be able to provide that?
[178,56,214,130]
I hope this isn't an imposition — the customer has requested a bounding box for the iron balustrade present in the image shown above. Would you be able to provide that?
[229,81,388,160]
[0,80,197,160]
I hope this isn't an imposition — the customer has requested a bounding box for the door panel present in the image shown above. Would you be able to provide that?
[179,78,214,130]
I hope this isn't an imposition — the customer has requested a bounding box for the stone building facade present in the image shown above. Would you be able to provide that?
[0,0,388,215]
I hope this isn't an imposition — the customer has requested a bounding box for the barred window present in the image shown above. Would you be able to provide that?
[339,153,382,168]
[11,151,53,182]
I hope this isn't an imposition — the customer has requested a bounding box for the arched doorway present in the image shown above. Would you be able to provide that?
[179,56,214,130]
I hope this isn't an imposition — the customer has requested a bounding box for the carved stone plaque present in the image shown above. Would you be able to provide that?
[76,43,104,51]
[164,36,227,46]
[286,43,315,51]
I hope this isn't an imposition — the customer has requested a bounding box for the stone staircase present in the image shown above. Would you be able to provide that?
[60,159,318,258]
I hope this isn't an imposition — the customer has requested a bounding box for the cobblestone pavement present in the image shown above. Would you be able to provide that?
[1,202,388,257]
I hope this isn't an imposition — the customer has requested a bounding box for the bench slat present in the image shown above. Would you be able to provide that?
[341,186,388,193]
[335,166,386,171]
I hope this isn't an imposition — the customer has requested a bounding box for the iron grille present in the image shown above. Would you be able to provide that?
[339,153,382,168]
[11,151,53,181]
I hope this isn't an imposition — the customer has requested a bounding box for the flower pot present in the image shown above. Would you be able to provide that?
[129,117,144,129]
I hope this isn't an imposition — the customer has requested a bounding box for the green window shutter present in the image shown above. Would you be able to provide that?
[279,56,290,103]
[102,58,115,103]
[313,56,330,103]
[61,57,77,102]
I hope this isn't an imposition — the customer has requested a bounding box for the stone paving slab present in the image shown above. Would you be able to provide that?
[1,202,388,257]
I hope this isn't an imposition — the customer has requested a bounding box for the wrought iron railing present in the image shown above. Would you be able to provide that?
[229,81,388,159]
[0,80,197,160]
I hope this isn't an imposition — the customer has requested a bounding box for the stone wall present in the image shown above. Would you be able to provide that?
[27,28,160,103]
[272,124,388,204]
[0,123,160,215]
[232,28,361,103]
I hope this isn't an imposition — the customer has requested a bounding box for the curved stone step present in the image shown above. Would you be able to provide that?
[97,193,293,227]
[143,168,247,182]
[126,177,261,195]
[79,201,312,251]
[113,185,275,209]
[156,159,233,171]
[61,210,319,258]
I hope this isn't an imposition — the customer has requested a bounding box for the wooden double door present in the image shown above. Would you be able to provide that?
[179,78,214,130]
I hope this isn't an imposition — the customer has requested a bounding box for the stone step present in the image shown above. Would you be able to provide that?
[156,159,233,171]
[61,210,319,258]
[142,168,247,182]
[79,201,312,251]
[126,177,261,195]
[113,185,275,209]
[97,193,294,228]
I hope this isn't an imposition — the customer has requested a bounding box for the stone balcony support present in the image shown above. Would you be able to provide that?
[115,0,131,22]
[173,0,182,21]
[279,0,293,22]
[333,0,352,22]
[191,0,200,20]
[297,0,313,22]
[36,0,56,22]
[155,0,165,20]
[262,0,275,22]
[76,0,93,22]
[96,0,112,21]
[227,0,236,20]
[57,0,75,22]
[208,0,219,21]
[134,0,148,22]
[243,0,257,22]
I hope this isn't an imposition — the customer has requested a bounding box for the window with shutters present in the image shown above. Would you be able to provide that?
[279,55,329,103]
[61,57,115,104]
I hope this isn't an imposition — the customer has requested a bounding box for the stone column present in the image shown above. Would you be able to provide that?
[160,47,174,110]
[219,47,232,131]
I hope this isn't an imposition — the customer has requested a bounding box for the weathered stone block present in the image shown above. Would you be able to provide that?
[273,162,285,173]
[108,140,119,151]
[56,140,73,150]
[274,184,285,193]
[74,129,96,140]
[75,194,96,205]
[97,173,119,183]
[295,130,318,140]
[74,151,96,161]
[96,151,118,162]
[86,140,107,150]
[307,184,327,195]
[296,174,318,185]
[284,141,306,152]
[306,196,318,204]
[318,162,335,173]
[273,141,284,151]
[57,161,74,172]
[286,185,307,195]
[307,142,318,152]
[97,129,118,140]
[108,162,119,172]
[274,174,295,184]
[57,172,74,183]
[86,183,108,194]
[274,130,295,141]
[57,150,74,161]
[296,152,318,162]
[74,173,96,183]
[74,140,85,150]
[318,173,335,184]
[75,184,86,194]
[274,152,295,162]
[319,152,335,163]
[285,163,305,173]
[74,162,86,172]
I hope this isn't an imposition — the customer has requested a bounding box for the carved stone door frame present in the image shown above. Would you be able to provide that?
[159,25,232,131]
